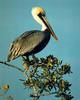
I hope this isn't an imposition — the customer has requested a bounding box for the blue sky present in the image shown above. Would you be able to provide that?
[0,0,80,100]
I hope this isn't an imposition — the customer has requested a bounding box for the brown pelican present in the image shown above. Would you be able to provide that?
[7,7,58,62]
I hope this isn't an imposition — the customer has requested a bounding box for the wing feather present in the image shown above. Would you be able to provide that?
[7,30,44,61]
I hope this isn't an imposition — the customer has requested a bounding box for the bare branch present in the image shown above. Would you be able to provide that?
[27,92,57,97]
[0,61,24,72]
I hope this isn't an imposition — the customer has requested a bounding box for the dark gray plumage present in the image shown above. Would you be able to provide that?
[7,29,50,62]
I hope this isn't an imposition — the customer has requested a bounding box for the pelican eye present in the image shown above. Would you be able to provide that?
[41,13,45,16]
[38,12,45,17]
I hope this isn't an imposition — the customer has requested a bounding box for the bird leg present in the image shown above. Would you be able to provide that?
[22,56,29,62]
[32,54,37,63]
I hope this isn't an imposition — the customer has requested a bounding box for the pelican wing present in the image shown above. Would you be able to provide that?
[7,30,44,61]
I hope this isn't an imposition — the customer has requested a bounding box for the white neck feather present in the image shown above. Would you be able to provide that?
[32,13,47,31]
[41,23,47,31]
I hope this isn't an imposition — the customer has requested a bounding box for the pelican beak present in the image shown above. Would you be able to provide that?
[42,16,58,41]
[39,13,58,41]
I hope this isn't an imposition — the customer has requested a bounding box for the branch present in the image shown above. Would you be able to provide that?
[29,92,57,97]
[0,61,24,72]
[0,55,73,100]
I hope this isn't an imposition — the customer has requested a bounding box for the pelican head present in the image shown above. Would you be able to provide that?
[32,7,58,41]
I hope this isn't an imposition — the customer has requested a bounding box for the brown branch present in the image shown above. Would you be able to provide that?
[0,60,47,74]
[0,61,24,72]
[30,63,47,67]
[27,92,57,97]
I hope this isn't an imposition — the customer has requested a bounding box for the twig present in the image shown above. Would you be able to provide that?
[30,63,47,67]
[0,60,47,73]
[27,92,57,97]
[0,61,24,72]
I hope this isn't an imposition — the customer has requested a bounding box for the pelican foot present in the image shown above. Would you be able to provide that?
[32,54,37,63]
[22,56,30,62]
